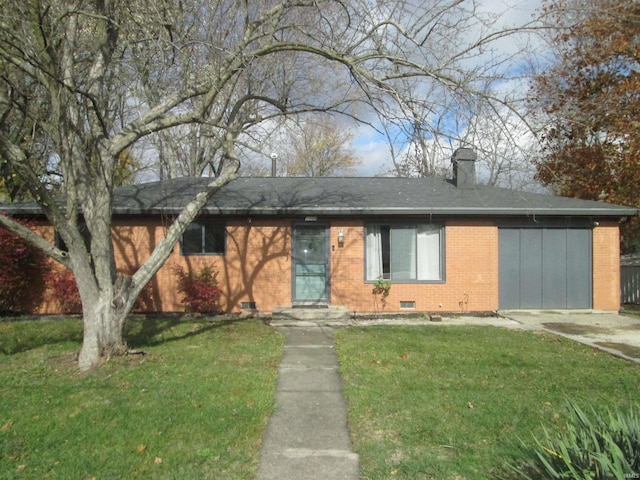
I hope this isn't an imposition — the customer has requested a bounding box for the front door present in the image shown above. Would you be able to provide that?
[293,225,329,303]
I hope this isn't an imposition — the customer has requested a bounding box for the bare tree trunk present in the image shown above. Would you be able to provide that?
[74,154,239,370]
[76,271,135,370]
[78,295,127,370]
[71,255,118,370]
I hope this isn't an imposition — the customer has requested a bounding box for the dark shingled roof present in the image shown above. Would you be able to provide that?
[111,176,636,217]
[3,176,638,218]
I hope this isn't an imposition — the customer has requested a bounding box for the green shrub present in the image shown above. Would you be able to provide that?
[372,276,391,311]
[508,400,640,479]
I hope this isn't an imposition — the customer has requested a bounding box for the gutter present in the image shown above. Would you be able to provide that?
[3,203,638,219]
[109,205,639,218]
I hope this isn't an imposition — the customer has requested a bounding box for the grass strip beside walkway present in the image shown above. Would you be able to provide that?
[0,317,284,480]
[335,325,640,480]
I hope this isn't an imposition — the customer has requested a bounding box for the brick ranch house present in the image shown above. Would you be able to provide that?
[4,149,638,315]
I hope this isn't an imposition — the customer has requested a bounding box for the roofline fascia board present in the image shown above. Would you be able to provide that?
[109,207,639,217]
[3,206,638,218]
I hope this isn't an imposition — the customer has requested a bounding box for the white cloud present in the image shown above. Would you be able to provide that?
[352,124,394,176]
[354,139,393,176]
[478,0,542,25]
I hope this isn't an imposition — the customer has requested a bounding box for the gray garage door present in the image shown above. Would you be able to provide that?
[499,228,592,309]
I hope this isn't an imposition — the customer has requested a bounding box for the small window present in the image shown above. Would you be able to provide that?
[181,220,225,255]
[365,223,444,282]
[400,301,416,309]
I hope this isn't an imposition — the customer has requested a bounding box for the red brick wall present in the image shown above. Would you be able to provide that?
[217,219,291,312]
[592,222,621,311]
[113,218,293,313]
[34,216,622,314]
[329,220,499,314]
[109,218,501,314]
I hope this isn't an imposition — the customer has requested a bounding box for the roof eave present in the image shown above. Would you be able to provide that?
[4,206,637,218]
[111,206,639,217]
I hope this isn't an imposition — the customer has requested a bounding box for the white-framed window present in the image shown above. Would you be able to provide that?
[365,223,444,282]
[181,220,226,255]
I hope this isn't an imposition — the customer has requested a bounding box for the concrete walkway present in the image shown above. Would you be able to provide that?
[256,326,359,480]
[255,312,640,479]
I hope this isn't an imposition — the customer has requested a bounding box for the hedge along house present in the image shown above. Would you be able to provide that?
[4,148,638,316]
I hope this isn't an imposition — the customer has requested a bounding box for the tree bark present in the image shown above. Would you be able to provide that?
[78,294,127,371]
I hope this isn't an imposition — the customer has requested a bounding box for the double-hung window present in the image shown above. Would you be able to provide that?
[181,220,226,255]
[366,223,444,281]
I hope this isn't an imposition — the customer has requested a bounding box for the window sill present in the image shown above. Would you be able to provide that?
[365,279,445,284]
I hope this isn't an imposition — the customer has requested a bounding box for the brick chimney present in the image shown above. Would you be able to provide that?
[451,148,477,188]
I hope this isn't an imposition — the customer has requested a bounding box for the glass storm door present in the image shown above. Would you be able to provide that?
[293,225,329,302]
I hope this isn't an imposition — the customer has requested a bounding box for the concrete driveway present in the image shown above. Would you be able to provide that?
[500,311,640,364]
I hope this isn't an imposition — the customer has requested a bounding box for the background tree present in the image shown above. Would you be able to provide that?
[457,107,539,189]
[269,117,361,177]
[531,0,640,251]
[388,101,538,190]
[373,2,545,186]
[384,94,453,178]
[0,0,544,370]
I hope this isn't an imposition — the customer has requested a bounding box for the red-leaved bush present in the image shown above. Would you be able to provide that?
[0,220,52,314]
[173,264,222,314]
[50,269,82,314]
[50,268,157,315]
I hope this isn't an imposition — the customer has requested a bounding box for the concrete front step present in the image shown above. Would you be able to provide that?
[271,305,350,324]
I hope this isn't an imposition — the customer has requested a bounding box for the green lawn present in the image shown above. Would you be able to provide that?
[4,319,639,479]
[335,325,640,480]
[0,316,284,480]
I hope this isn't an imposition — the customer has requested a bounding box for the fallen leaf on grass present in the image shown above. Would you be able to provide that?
[391,469,399,475]
[1,420,13,432]
[155,457,163,464]
[467,402,474,409]
[136,444,146,453]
